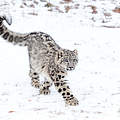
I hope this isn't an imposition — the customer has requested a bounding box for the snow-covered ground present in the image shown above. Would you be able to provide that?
[0,0,120,120]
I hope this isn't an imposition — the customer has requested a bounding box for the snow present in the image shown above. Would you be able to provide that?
[0,0,120,120]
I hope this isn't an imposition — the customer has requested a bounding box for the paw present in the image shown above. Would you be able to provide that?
[65,97,79,106]
[40,89,51,95]
[31,80,40,88]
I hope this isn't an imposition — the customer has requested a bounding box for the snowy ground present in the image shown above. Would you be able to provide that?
[0,0,120,120]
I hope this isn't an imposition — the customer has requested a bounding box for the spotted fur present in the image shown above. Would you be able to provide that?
[0,16,79,106]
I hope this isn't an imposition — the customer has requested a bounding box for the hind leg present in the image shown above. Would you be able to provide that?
[40,79,53,95]
[29,69,53,94]
[29,70,40,88]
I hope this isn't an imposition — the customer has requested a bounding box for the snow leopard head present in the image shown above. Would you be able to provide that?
[56,49,78,71]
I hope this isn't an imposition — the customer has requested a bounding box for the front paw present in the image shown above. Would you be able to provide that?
[65,97,79,106]
[40,89,51,95]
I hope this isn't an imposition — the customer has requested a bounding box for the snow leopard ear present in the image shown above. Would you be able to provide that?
[73,49,78,55]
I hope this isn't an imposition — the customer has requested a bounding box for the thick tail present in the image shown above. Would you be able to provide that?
[0,16,29,46]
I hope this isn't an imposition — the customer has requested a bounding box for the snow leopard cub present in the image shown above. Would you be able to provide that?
[0,16,79,106]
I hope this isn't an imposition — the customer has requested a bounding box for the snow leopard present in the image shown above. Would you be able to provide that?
[0,15,79,106]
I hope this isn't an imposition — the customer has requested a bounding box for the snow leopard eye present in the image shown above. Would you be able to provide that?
[73,59,77,62]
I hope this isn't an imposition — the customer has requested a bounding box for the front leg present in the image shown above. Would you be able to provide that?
[49,67,79,106]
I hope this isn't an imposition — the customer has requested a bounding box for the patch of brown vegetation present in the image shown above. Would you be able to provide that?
[8,111,15,113]
[64,0,73,2]
[55,7,64,13]
[48,8,53,12]
[87,5,97,14]
[23,2,27,6]
[30,4,35,8]
[45,2,54,8]
[34,0,39,5]
[74,4,80,9]
[65,6,72,13]
[20,5,24,8]
[113,7,120,13]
